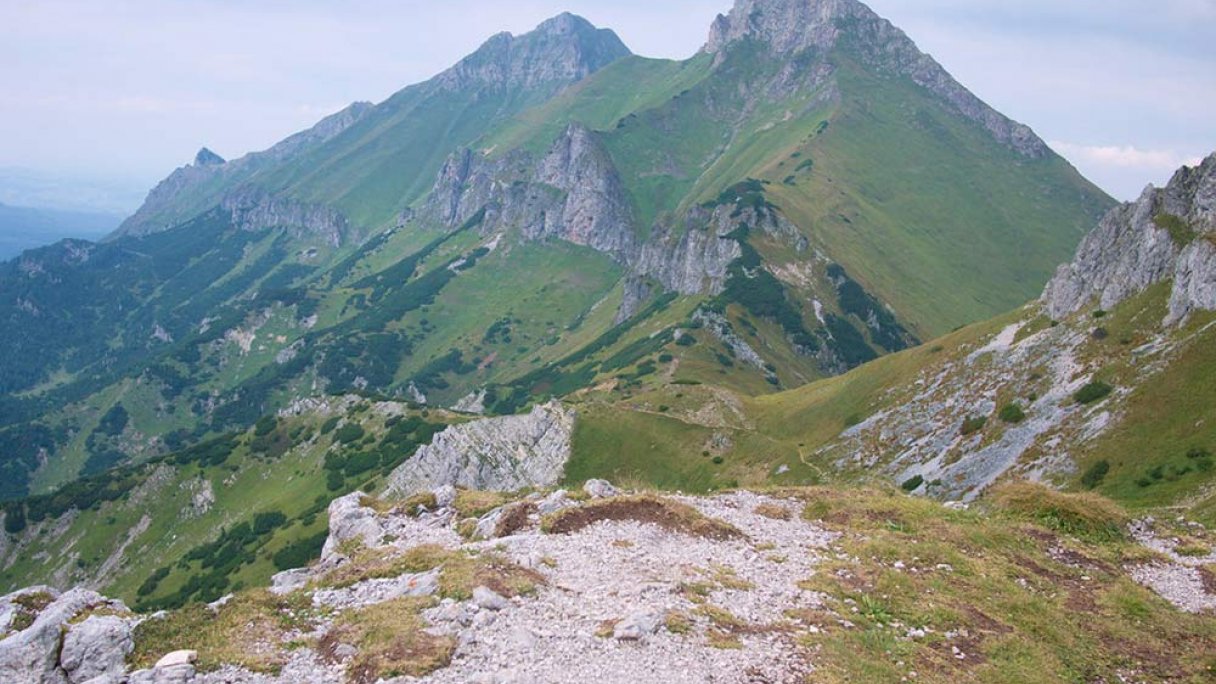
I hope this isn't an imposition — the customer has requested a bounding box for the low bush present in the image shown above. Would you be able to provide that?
[961,415,987,436]
[1074,381,1113,405]
[1079,460,1110,490]
[998,403,1027,424]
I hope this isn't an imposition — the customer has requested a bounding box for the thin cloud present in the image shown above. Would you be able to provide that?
[1049,142,1203,171]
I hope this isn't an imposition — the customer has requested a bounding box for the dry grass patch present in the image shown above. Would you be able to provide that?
[708,565,754,591]
[437,551,543,601]
[329,597,455,684]
[754,502,792,520]
[541,495,743,541]
[8,590,55,632]
[129,590,314,673]
[493,502,536,538]
[990,481,1128,542]
[318,544,451,589]
[396,492,439,516]
[665,610,693,634]
[780,485,1216,683]
[453,490,509,519]
[358,494,395,515]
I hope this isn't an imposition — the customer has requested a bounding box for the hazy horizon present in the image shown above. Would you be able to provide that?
[2,0,1213,211]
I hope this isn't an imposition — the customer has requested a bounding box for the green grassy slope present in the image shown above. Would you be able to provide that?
[766,58,1111,336]
[0,401,456,606]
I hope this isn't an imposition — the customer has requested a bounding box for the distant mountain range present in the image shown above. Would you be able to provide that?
[0,0,1113,502]
[0,202,122,261]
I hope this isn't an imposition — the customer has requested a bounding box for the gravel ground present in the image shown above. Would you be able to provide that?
[1128,518,1216,614]
[415,491,835,684]
[210,490,837,683]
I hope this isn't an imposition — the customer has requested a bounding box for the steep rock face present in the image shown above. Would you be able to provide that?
[1044,152,1216,324]
[219,185,350,247]
[424,130,815,299]
[632,207,744,295]
[382,402,575,498]
[424,124,637,257]
[705,0,1047,158]
[436,13,631,92]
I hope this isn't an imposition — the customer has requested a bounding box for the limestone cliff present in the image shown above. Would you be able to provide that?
[382,402,575,498]
[1044,152,1216,325]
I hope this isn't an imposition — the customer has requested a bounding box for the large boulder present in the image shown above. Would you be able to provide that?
[320,492,385,561]
[0,588,122,684]
[60,615,134,683]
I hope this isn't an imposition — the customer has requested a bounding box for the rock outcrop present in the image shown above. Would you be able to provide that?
[423,129,809,301]
[320,492,390,561]
[1044,152,1216,324]
[423,123,637,258]
[0,587,134,684]
[220,185,350,247]
[382,402,576,498]
[704,0,1048,158]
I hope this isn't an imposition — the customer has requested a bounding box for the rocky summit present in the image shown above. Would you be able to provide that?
[2,0,1214,681]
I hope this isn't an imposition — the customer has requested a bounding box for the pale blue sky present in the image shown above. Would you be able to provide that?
[1,0,1213,207]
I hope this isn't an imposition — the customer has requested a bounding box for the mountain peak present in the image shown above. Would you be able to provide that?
[535,12,596,37]
[435,14,627,91]
[705,0,873,55]
[705,0,1049,159]
[193,147,225,167]
[438,13,631,92]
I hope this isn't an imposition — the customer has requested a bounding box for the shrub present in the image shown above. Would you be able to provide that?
[1154,213,1196,245]
[961,415,987,436]
[3,504,27,534]
[254,416,277,437]
[998,403,1027,424]
[1074,381,1113,405]
[1080,460,1110,489]
[901,475,925,492]
[333,423,365,445]
[272,532,328,571]
[253,511,287,535]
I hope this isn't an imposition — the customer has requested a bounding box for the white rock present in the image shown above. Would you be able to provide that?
[154,650,198,668]
[313,568,440,610]
[434,484,458,509]
[320,492,385,561]
[537,490,571,515]
[583,479,618,499]
[61,615,133,683]
[613,611,662,640]
[384,402,575,497]
[269,568,311,595]
[0,587,108,684]
[473,587,509,612]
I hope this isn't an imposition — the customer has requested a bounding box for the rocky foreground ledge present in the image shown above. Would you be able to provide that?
[2,482,1215,683]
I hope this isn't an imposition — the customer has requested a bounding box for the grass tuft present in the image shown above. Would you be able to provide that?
[990,481,1127,542]
[541,495,743,541]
